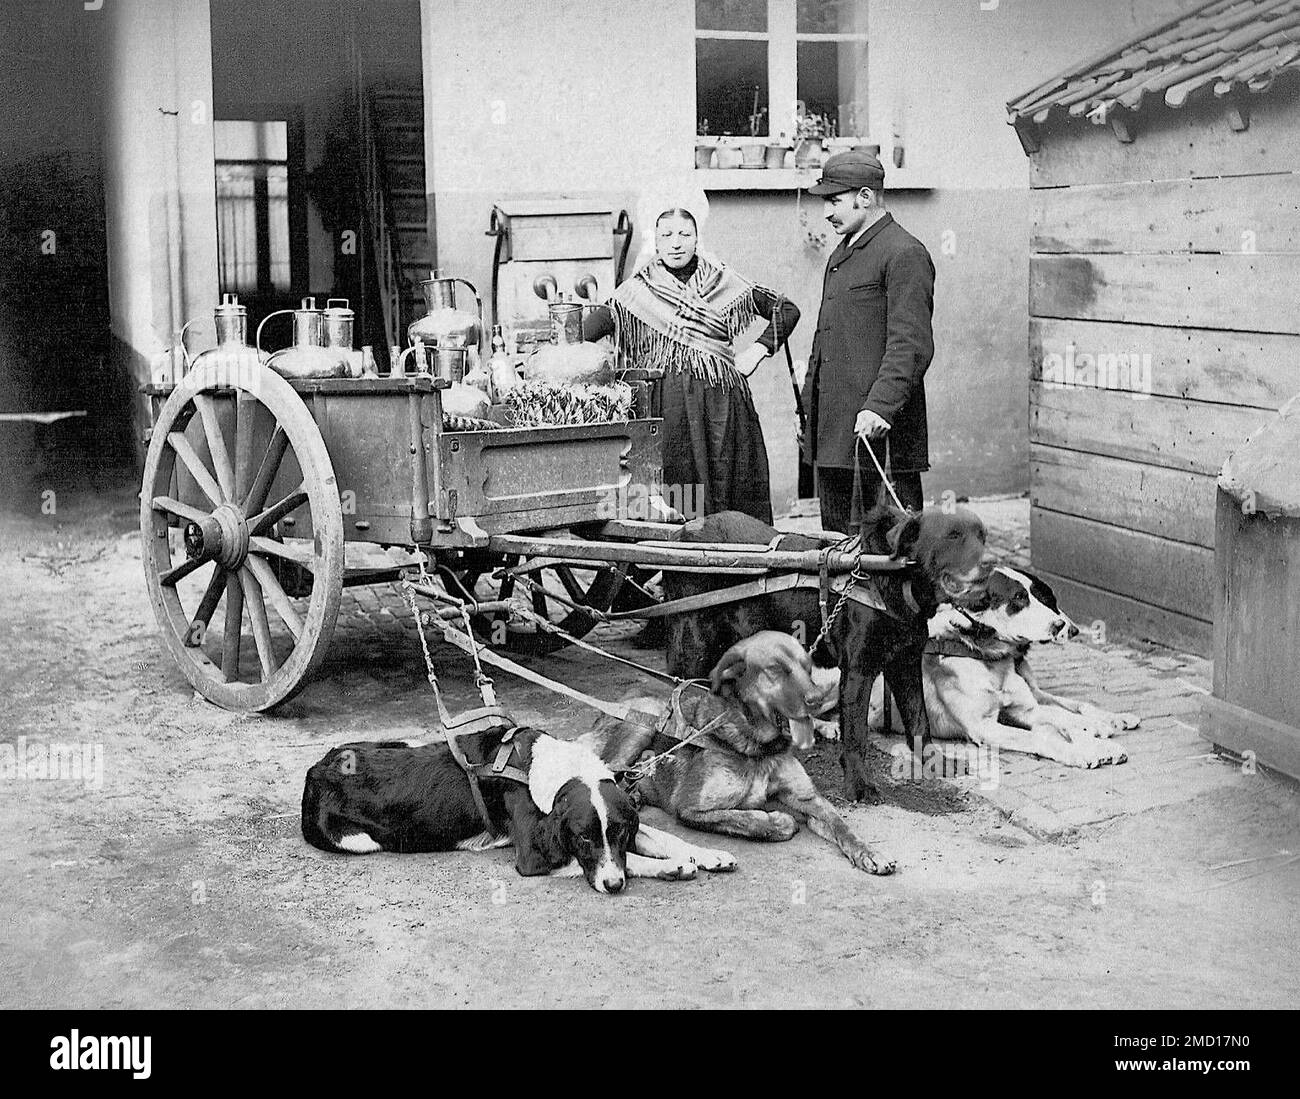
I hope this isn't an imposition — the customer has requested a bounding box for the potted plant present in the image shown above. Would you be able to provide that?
[695,120,715,169]
[741,99,768,168]
[794,111,833,169]
[764,135,791,169]
[715,134,743,170]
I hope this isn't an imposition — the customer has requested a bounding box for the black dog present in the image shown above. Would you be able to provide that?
[663,505,986,801]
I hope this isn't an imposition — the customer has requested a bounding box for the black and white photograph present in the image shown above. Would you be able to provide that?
[1,0,1297,1048]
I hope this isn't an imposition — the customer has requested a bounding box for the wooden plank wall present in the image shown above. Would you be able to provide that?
[1027,89,1300,655]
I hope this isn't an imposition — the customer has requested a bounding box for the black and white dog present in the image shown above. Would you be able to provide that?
[872,567,1139,768]
[302,718,736,894]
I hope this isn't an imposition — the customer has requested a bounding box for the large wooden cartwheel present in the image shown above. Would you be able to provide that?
[140,363,344,711]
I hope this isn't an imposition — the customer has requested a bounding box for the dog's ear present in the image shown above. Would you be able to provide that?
[710,649,746,695]
[514,807,568,877]
[885,512,922,559]
[858,502,907,554]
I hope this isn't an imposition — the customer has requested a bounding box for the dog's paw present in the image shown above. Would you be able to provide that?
[1060,738,1128,768]
[689,846,738,872]
[848,845,896,875]
[764,811,798,841]
[1066,718,1112,741]
[654,857,698,881]
[814,717,840,742]
[1078,705,1140,735]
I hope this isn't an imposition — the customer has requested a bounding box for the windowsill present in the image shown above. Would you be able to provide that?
[696,167,937,191]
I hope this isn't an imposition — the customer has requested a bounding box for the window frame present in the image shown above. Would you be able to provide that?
[695,0,868,142]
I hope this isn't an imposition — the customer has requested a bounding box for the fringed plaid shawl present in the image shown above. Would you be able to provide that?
[608,256,767,390]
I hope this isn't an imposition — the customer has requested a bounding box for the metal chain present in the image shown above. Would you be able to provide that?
[808,565,867,654]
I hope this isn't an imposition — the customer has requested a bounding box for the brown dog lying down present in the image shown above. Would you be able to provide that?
[661,505,987,801]
[870,566,1139,768]
[582,631,895,875]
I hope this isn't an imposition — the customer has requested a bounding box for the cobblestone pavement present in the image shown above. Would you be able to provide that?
[947,498,1232,840]
[786,495,1238,841]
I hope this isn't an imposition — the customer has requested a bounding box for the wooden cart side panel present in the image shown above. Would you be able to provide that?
[433,420,663,526]
[312,389,425,544]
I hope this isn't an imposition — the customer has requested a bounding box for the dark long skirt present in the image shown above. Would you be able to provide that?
[653,369,773,524]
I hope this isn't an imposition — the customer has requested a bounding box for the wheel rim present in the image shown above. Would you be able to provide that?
[140,363,344,711]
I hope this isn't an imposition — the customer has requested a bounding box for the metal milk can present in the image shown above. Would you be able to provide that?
[179,293,270,383]
[258,297,351,380]
[408,272,484,374]
[523,299,614,386]
[322,298,365,377]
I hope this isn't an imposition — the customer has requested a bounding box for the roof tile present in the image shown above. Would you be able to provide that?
[1008,0,1300,125]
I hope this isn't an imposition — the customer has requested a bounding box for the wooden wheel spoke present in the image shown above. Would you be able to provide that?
[167,431,224,508]
[243,426,289,514]
[160,556,204,586]
[246,554,303,641]
[554,565,587,603]
[249,485,308,536]
[234,392,257,503]
[185,568,226,647]
[239,568,279,681]
[152,495,210,526]
[194,394,236,503]
[248,535,314,569]
[221,572,244,682]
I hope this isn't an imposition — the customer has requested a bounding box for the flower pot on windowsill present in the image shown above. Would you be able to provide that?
[715,144,743,170]
[793,137,824,169]
[765,144,791,168]
[695,143,715,169]
[740,142,766,168]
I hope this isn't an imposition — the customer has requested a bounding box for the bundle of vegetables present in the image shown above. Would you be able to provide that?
[504,380,633,427]
[442,413,501,432]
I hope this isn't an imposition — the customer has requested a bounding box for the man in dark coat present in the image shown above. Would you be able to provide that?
[801,151,936,535]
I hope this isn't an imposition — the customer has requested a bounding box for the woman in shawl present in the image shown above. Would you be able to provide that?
[583,208,799,524]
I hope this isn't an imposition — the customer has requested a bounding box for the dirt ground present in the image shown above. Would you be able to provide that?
[2,478,1298,1010]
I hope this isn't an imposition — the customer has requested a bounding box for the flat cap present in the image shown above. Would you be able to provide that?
[807,150,885,195]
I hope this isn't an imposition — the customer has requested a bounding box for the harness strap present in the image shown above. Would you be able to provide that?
[440,623,662,729]
[923,637,1021,663]
[924,638,982,659]
[460,730,531,787]
[431,710,536,832]
[490,733,517,774]
[442,726,495,833]
[833,573,903,619]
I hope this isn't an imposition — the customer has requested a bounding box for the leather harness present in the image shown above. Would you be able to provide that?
[437,706,531,834]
